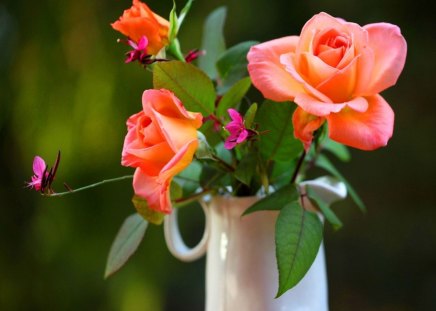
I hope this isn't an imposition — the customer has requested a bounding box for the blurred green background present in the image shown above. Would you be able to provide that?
[1,0,435,310]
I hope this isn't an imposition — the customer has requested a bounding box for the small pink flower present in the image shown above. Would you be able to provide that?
[124,35,149,63]
[185,49,205,63]
[27,151,61,193]
[224,109,251,149]
[27,156,47,191]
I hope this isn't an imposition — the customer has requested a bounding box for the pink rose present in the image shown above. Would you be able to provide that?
[122,89,203,214]
[247,12,407,150]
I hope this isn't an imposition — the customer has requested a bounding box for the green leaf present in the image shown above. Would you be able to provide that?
[256,100,303,161]
[275,202,323,297]
[216,41,258,79]
[132,195,165,225]
[306,186,343,230]
[323,138,351,162]
[244,103,257,129]
[169,0,194,41]
[169,1,178,42]
[198,7,227,79]
[216,77,252,118]
[153,61,216,115]
[104,213,148,278]
[170,181,183,201]
[234,153,257,186]
[195,131,215,160]
[177,0,194,31]
[316,154,366,212]
[270,159,298,187]
[243,184,299,215]
[174,161,202,195]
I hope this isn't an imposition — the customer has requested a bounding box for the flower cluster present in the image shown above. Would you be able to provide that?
[28,0,407,295]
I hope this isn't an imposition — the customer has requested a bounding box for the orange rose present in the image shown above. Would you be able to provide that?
[248,12,407,150]
[121,89,203,214]
[111,0,170,55]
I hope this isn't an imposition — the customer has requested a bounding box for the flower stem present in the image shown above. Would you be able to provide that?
[291,150,307,184]
[44,175,134,197]
[174,188,214,207]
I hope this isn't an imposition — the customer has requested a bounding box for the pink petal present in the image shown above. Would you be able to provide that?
[294,93,345,116]
[236,129,249,143]
[292,107,325,151]
[327,94,394,150]
[358,23,407,95]
[247,36,305,102]
[33,156,46,176]
[224,139,237,150]
[280,52,332,103]
[228,108,243,124]
[133,168,172,214]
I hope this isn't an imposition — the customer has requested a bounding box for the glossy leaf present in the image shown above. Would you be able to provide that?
[243,184,299,215]
[198,7,227,79]
[256,101,303,161]
[216,77,252,118]
[104,213,148,278]
[216,41,258,92]
[132,195,165,225]
[316,154,366,212]
[275,202,323,297]
[306,186,343,230]
[153,61,216,115]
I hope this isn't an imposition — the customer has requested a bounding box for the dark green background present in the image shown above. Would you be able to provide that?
[1,0,435,310]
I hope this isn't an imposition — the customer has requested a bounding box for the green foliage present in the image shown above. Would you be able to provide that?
[316,154,366,212]
[153,61,216,115]
[275,202,323,297]
[323,138,351,162]
[195,131,215,160]
[244,103,257,128]
[306,186,343,230]
[216,41,258,92]
[132,195,165,225]
[104,213,148,278]
[243,184,299,215]
[174,161,202,195]
[198,7,227,79]
[256,101,303,162]
[216,77,252,118]
[234,153,257,186]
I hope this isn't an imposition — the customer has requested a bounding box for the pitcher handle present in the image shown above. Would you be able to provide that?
[164,200,210,262]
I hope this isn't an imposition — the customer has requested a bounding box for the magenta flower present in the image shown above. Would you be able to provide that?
[224,109,251,149]
[184,49,205,63]
[125,36,149,63]
[27,151,60,193]
[27,156,47,191]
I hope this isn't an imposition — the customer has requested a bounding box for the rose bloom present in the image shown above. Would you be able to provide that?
[248,12,407,150]
[111,0,170,55]
[122,89,202,214]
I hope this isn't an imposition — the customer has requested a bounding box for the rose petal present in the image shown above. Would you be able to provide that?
[292,107,325,151]
[315,56,359,102]
[327,94,394,150]
[356,23,407,95]
[133,168,172,214]
[122,142,174,175]
[247,36,305,101]
[294,93,345,116]
[280,52,332,103]
[158,139,199,183]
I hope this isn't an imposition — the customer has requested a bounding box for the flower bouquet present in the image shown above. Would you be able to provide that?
[28,0,407,306]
